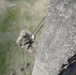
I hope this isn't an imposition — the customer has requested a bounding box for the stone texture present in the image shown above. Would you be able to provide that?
[32,0,76,75]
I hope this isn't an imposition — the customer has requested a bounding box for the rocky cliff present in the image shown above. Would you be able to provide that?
[32,0,76,75]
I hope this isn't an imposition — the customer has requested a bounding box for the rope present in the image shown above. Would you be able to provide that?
[32,17,45,37]
[34,24,44,36]
[21,48,25,67]
[21,48,26,75]
[32,17,45,34]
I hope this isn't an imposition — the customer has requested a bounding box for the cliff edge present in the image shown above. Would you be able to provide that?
[32,0,76,75]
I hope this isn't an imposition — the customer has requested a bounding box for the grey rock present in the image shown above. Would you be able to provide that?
[32,0,76,75]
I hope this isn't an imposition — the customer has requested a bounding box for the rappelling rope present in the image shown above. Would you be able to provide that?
[21,48,25,68]
[34,24,44,36]
[32,17,45,35]
[21,47,26,75]
[31,17,45,40]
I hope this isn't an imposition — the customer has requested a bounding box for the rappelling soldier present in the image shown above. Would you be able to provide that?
[16,30,36,52]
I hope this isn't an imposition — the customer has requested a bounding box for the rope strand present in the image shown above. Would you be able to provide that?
[21,48,26,75]
[32,17,45,35]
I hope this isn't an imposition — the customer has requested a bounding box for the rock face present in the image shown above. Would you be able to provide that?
[32,0,76,75]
